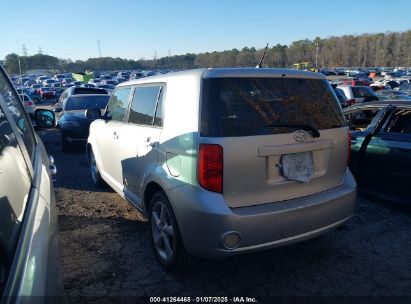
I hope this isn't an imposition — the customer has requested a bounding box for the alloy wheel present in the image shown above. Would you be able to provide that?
[151,201,175,261]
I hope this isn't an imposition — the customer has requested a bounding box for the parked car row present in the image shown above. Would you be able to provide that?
[319,67,411,78]
[1,62,409,302]
[329,73,411,108]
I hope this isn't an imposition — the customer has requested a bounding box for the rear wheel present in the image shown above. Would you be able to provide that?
[149,192,194,271]
[89,148,104,187]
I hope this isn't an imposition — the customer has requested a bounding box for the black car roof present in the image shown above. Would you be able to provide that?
[343,100,411,112]
[69,94,109,98]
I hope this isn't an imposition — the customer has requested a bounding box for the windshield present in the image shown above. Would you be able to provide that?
[65,95,109,111]
[201,77,345,137]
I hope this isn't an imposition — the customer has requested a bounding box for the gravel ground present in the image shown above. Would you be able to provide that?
[38,129,411,303]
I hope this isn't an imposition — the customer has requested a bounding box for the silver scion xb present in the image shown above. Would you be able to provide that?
[87,68,357,270]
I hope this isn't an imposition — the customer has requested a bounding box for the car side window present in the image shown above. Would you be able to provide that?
[345,108,382,132]
[0,70,36,160]
[128,85,163,126]
[385,109,411,134]
[352,87,374,98]
[106,87,131,122]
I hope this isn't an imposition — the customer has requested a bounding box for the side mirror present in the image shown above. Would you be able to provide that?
[35,109,56,129]
[85,108,102,120]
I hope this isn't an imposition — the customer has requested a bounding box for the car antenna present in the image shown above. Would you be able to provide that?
[256,43,269,68]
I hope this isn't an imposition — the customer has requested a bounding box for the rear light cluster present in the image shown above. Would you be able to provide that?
[198,144,223,193]
[25,101,34,106]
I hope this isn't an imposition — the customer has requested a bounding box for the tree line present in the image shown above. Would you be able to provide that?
[3,30,411,74]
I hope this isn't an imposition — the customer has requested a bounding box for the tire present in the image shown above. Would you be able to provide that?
[89,148,104,187]
[148,192,194,271]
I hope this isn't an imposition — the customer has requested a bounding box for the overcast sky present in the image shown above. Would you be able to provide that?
[1,0,411,61]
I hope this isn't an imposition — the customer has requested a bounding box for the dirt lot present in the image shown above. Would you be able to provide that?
[38,129,411,303]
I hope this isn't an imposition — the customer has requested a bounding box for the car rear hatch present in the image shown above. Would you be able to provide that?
[200,74,348,208]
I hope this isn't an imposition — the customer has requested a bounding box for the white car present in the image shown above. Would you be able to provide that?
[43,79,58,87]
[19,94,35,116]
[87,68,356,271]
[88,78,100,84]
[36,75,49,84]
[337,85,379,104]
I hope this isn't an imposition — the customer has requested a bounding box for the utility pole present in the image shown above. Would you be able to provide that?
[97,39,102,57]
[16,39,22,77]
[38,47,43,55]
[315,42,319,69]
[168,49,171,57]
[154,51,157,60]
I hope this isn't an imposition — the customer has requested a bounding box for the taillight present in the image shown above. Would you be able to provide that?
[347,132,351,166]
[198,144,223,193]
[347,99,356,106]
[25,101,34,106]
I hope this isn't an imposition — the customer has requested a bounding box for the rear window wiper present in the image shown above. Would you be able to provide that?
[263,123,321,138]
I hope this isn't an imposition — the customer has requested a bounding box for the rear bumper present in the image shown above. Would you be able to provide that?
[166,169,357,259]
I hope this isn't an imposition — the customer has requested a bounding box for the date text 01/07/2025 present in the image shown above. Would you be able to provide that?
[149,296,259,303]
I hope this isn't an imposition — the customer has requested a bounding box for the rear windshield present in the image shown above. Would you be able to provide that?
[201,77,345,137]
[73,87,108,95]
[352,87,375,98]
[65,95,109,110]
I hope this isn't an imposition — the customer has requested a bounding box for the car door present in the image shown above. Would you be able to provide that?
[0,70,37,289]
[345,106,385,178]
[0,103,32,266]
[120,84,164,209]
[96,86,132,192]
[360,107,411,201]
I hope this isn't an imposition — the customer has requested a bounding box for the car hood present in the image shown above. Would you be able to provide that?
[61,110,88,122]
[61,109,104,121]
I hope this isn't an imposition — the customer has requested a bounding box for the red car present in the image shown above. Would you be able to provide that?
[38,87,56,100]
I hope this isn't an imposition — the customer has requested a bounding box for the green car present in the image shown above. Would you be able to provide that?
[344,100,411,203]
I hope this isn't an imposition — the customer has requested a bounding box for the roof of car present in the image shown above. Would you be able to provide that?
[69,94,110,98]
[344,100,411,111]
[337,85,370,88]
[118,68,326,87]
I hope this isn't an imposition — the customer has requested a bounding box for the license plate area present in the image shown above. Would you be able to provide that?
[281,151,314,182]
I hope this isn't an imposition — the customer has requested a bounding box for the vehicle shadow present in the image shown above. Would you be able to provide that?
[359,192,411,215]
[59,211,343,299]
